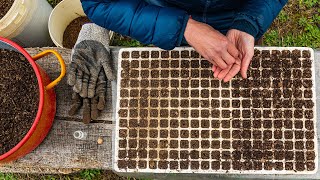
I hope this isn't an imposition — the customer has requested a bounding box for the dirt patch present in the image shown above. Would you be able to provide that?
[63,17,91,49]
[0,49,39,155]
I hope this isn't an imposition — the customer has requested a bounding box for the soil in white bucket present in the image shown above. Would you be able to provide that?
[0,0,53,47]
[0,0,14,19]
[62,16,91,49]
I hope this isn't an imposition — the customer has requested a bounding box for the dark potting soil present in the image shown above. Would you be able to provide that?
[0,49,39,155]
[62,17,91,49]
[0,0,14,19]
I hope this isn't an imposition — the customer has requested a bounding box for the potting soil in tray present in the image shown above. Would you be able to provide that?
[0,49,39,155]
[114,47,317,174]
[62,16,91,49]
[0,0,14,19]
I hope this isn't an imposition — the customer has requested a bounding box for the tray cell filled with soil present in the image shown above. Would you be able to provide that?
[115,47,317,174]
[0,49,39,155]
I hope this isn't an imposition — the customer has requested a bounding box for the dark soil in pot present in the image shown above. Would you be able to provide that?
[0,49,39,155]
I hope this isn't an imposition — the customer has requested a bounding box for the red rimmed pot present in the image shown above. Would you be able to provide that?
[0,37,66,164]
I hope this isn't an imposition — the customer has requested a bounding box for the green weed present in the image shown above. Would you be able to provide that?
[111,34,147,47]
[277,11,289,23]
[299,0,319,8]
[265,1,320,49]
[79,169,101,180]
[0,173,16,180]
[264,30,281,46]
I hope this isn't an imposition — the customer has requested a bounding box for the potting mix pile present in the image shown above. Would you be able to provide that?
[0,0,14,19]
[62,16,91,49]
[0,49,39,155]
[115,48,317,174]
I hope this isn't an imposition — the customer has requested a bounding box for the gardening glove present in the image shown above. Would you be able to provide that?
[68,70,108,124]
[68,93,91,124]
[91,69,107,120]
[68,23,115,98]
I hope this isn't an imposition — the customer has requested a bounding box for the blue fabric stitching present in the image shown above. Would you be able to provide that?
[150,9,161,44]
[128,0,144,36]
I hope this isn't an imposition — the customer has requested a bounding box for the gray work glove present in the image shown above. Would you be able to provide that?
[68,23,115,98]
[68,70,107,124]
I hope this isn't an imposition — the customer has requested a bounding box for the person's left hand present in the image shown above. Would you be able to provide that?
[212,29,254,82]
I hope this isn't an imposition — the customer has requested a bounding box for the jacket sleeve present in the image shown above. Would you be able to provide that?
[81,0,189,50]
[230,0,288,39]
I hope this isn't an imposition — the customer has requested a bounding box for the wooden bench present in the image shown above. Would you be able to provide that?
[1,47,320,180]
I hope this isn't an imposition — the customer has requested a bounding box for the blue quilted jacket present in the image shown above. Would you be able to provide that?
[81,0,288,50]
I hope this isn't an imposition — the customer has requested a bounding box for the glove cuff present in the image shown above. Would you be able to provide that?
[76,23,110,49]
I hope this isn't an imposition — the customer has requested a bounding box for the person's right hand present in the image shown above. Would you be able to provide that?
[184,18,239,69]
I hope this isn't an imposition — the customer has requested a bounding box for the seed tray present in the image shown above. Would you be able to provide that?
[113,47,317,174]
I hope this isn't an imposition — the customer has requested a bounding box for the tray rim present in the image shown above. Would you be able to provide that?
[113,47,318,174]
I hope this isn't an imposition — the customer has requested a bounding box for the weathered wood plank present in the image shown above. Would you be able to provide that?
[0,120,114,172]
[0,166,82,174]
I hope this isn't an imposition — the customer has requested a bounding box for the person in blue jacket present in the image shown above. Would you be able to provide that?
[80,0,288,82]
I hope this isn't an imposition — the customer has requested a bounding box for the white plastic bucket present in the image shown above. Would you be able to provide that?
[48,0,86,48]
[49,0,114,48]
[0,0,54,47]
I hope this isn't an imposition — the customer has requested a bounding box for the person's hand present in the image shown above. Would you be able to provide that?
[212,57,241,82]
[68,23,115,98]
[184,19,239,69]
[227,29,254,79]
[212,29,254,81]
[69,70,107,124]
